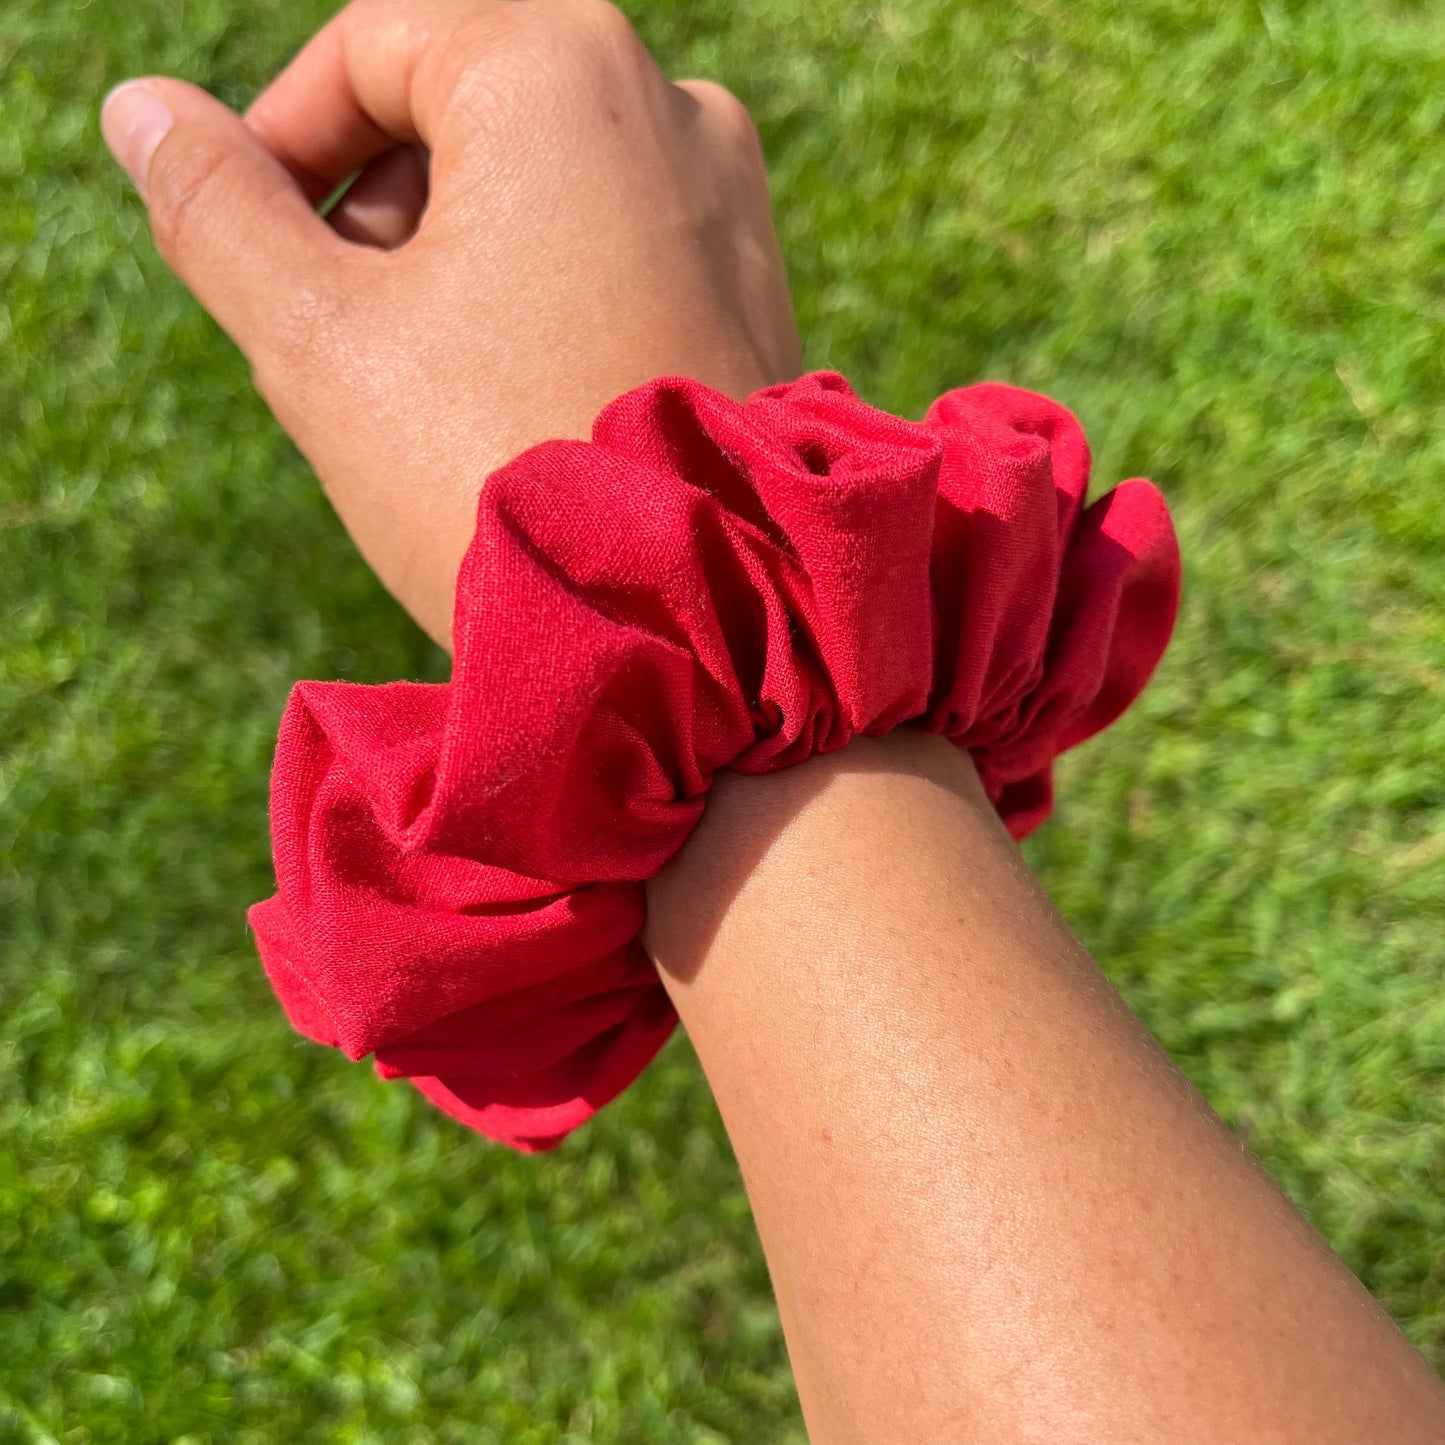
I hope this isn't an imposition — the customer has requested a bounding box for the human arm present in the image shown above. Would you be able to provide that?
[646,727,1445,1442]
[101,1,1445,1436]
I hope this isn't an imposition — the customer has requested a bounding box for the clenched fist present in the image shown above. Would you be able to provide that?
[103,0,802,644]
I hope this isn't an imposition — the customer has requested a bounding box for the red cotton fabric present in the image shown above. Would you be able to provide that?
[249,371,1182,1152]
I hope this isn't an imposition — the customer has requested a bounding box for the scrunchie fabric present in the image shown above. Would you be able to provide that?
[249,372,1181,1151]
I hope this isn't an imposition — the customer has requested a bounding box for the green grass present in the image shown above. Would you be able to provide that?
[3,0,1444,1438]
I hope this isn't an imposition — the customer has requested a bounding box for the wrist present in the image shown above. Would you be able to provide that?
[642,729,997,994]
[255,370,1178,1152]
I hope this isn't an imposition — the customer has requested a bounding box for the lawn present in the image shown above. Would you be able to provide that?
[2,0,1444,1439]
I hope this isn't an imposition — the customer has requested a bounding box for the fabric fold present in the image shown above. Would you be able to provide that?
[249,371,1181,1151]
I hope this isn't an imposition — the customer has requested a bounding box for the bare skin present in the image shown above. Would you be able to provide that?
[646,733,1445,1442]
[101,1,1445,1438]
[101,0,800,646]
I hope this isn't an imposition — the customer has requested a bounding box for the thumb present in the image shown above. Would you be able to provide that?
[102,77,348,368]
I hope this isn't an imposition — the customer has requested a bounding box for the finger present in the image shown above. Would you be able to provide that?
[327,144,430,249]
[244,0,517,202]
[244,11,394,205]
[102,77,352,366]
[672,78,765,164]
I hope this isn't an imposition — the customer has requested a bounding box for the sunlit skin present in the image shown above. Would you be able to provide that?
[103,1,1445,1437]
[103,0,800,647]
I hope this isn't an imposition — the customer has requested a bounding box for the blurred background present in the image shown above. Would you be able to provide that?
[3,0,1444,1439]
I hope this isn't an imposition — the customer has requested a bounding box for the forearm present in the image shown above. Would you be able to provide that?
[644,728,1445,1443]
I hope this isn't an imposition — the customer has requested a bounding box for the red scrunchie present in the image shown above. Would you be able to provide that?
[249,372,1180,1151]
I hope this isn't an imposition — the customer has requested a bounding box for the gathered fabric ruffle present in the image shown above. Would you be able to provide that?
[249,371,1181,1150]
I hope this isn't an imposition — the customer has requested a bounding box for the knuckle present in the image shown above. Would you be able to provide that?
[428,0,658,132]
[571,0,643,56]
[530,0,649,90]
[430,11,555,124]
[702,82,764,156]
[678,80,767,180]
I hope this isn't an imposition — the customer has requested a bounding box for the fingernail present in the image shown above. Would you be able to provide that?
[101,81,174,198]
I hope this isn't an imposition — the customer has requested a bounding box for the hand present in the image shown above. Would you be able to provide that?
[101,0,803,646]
